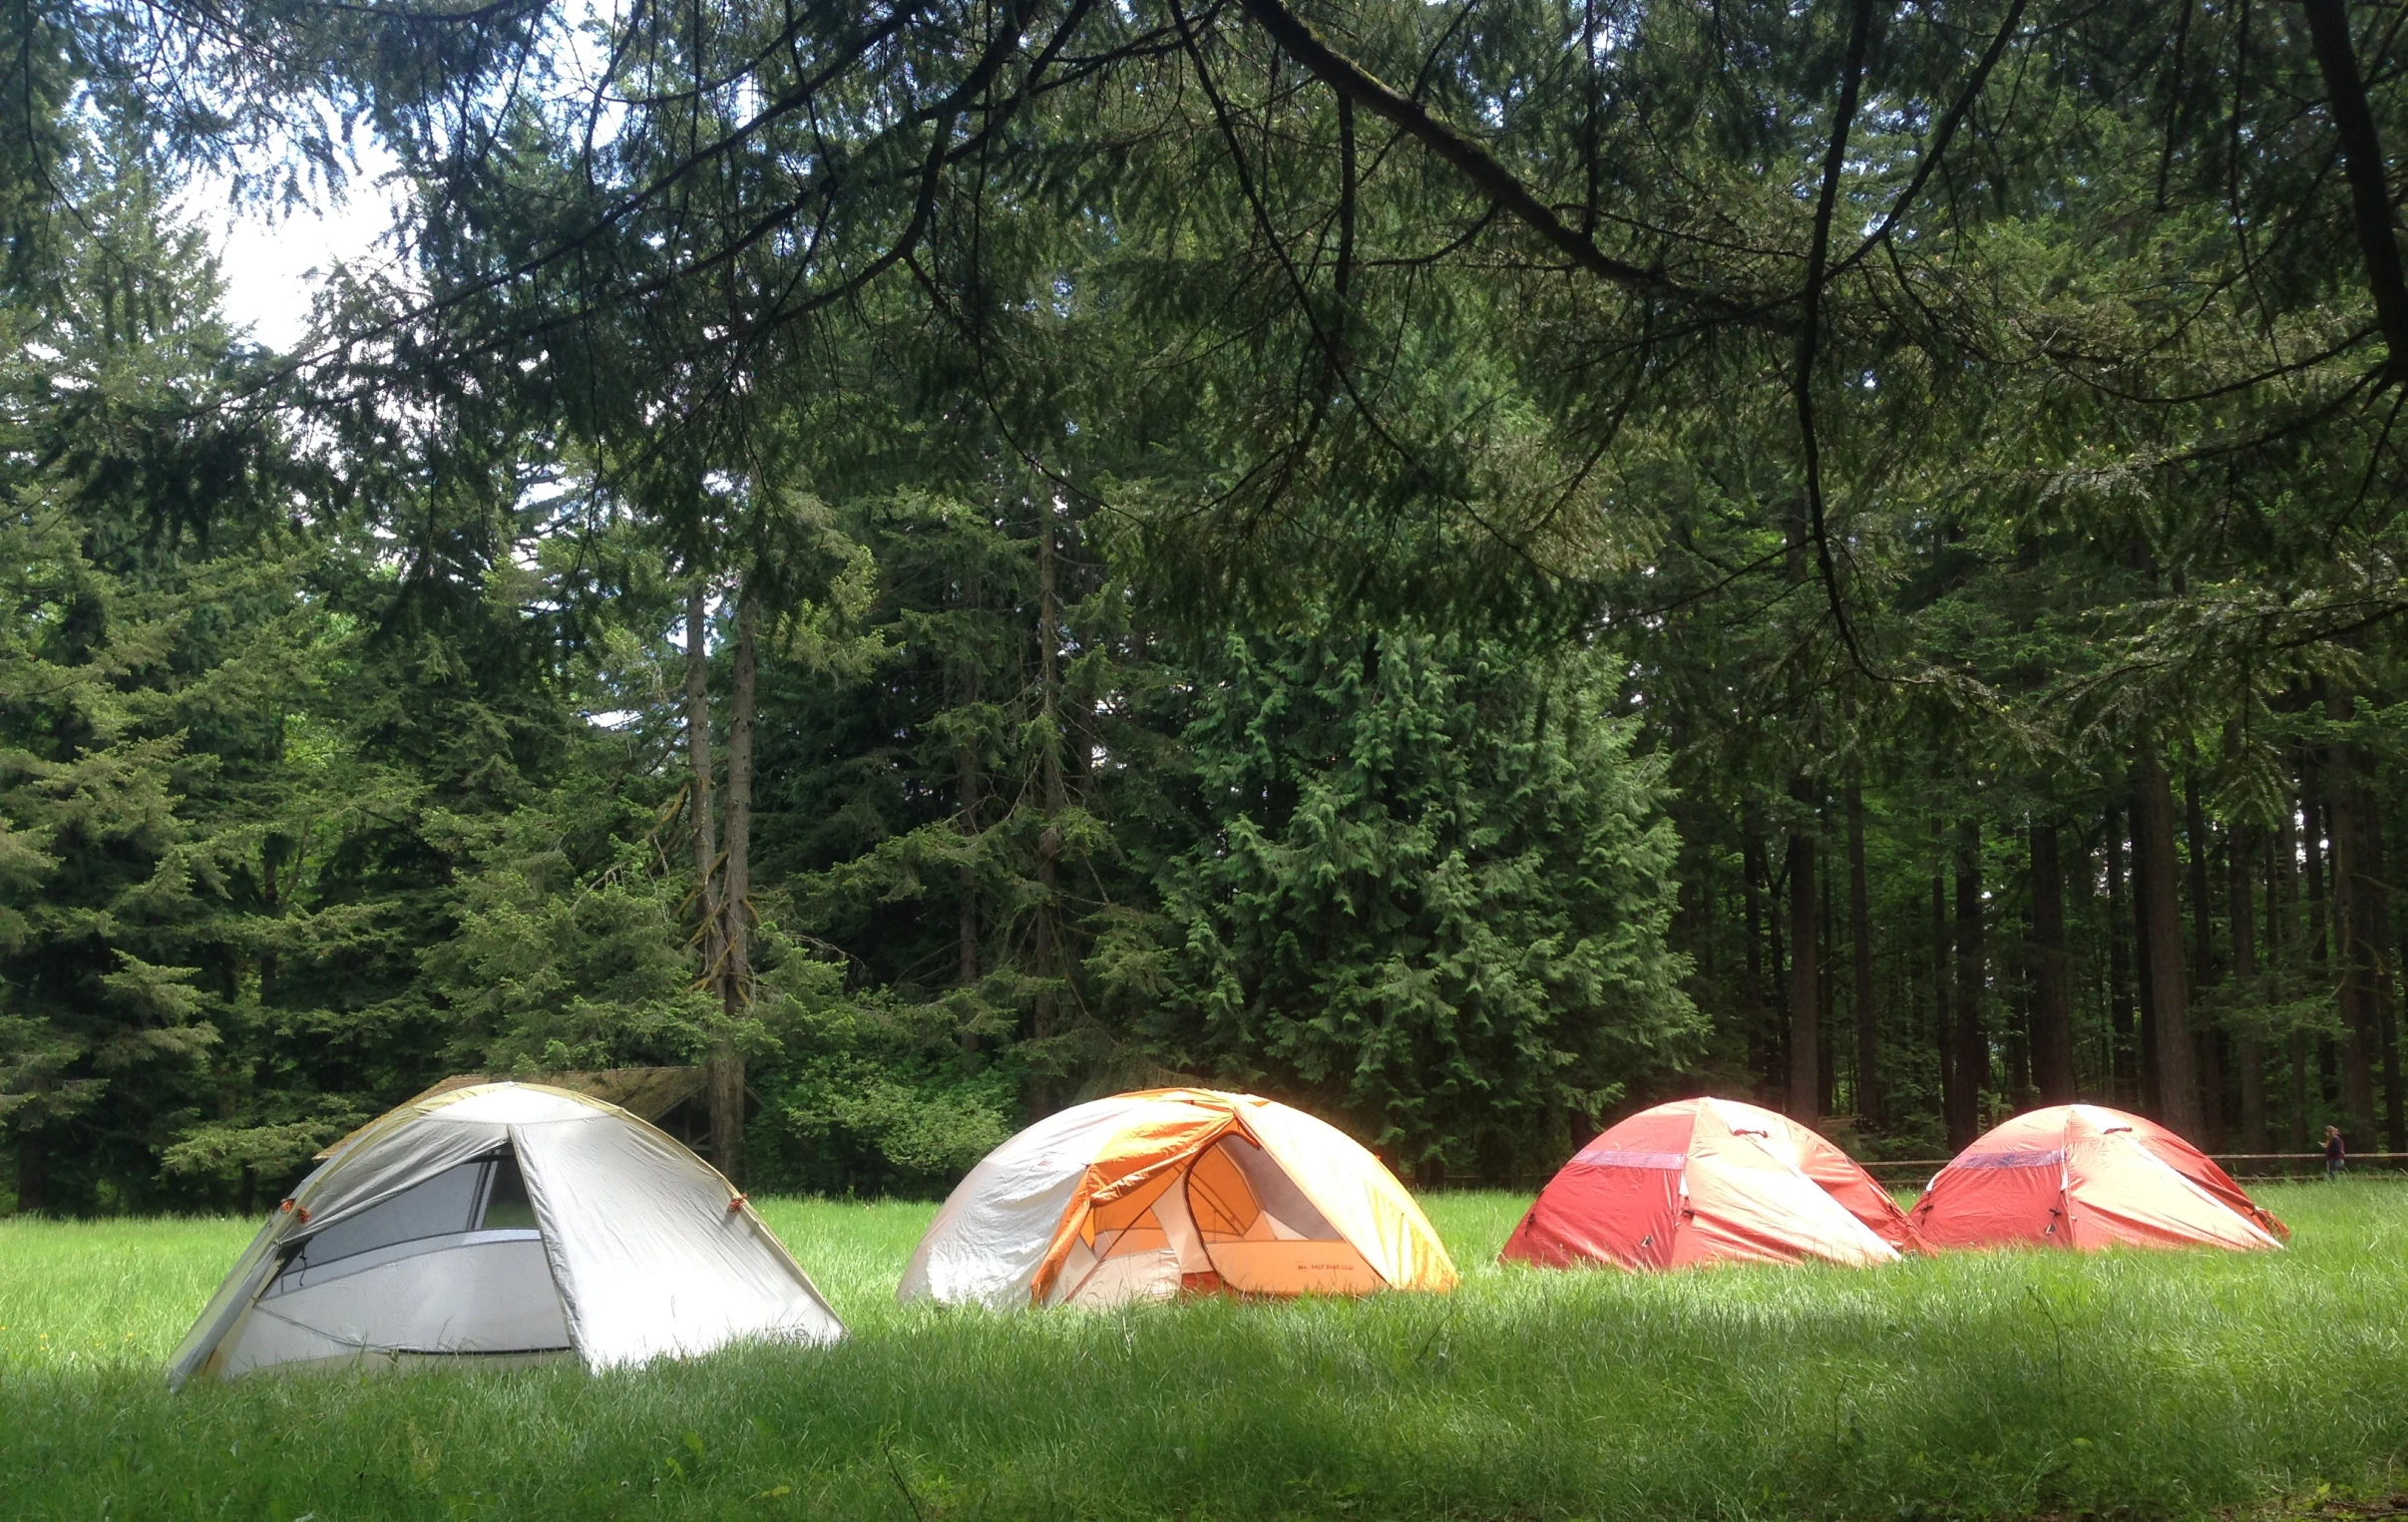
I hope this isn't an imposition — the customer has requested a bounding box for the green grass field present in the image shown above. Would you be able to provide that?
[2,1184,2403,1520]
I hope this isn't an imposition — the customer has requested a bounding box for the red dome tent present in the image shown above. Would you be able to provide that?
[1909,1104,2287,1253]
[1501,1097,1918,1271]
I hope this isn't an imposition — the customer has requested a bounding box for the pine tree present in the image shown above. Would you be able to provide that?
[1144,623,1697,1177]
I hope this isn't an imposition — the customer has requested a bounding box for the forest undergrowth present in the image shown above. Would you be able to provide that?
[1,1185,2403,1520]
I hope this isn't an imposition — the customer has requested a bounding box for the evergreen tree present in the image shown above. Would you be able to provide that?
[1142,624,1697,1177]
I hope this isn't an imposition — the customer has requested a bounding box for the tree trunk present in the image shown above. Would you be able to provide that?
[2305,788,2332,1119]
[2030,821,2076,1102]
[685,580,721,982]
[2277,803,2308,1151]
[957,773,982,986]
[1744,811,1767,1079]
[2329,794,2377,1147]
[709,589,758,1185]
[2358,781,2404,1152]
[1694,824,1717,981]
[1951,818,1985,1148]
[2136,757,2202,1138]
[2357,784,2405,1153]
[1787,785,1819,1122]
[2305,793,2328,967]
[2230,823,2266,1153]
[1029,510,1066,1114]
[2388,986,2405,1155]
[14,1131,45,1215]
[2389,976,2406,1154]
[1933,862,1955,1129]
[2186,772,2224,1148]
[2185,774,2215,990]
[956,575,983,1050]
[2291,1028,2313,1152]
[684,578,737,1179]
[2106,805,2136,1102]
[1847,780,1879,1127]
[2300,0,2408,380]
[2131,784,2161,1113]
[1679,832,1703,970]
[2307,789,2345,1121]
[2324,692,2382,1146]
[1818,860,1836,1119]
[1769,850,1790,1101]
[2007,973,2032,1104]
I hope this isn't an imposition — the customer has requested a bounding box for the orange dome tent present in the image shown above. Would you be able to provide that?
[1500,1097,1917,1271]
[1909,1104,2287,1253]
[899,1089,1457,1309]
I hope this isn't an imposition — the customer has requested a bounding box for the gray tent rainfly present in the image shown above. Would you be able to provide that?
[168,1083,844,1385]
[308,1067,709,1160]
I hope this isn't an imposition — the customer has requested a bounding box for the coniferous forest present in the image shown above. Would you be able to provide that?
[8,0,2408,1215]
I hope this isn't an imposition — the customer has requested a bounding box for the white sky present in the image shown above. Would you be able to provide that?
[199,145,408,353]
[197,1,620,355]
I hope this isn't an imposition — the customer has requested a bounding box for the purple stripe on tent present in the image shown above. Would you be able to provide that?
[1567,1150,1690,1170]
[1950,1149,2066,1170]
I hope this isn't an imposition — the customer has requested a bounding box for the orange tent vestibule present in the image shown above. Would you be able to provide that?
[1500,1097,1918,1271]
[1909,1104,2287,1253]
[899,1089,1457,1309]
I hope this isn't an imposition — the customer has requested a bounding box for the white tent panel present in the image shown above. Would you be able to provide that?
[515,1110,842,1365]
[1703,1149,1894,1261]
[434,1087,602,1129]
[1059,1245,1181,1307]
[897,1095,1146,1309]
[1154,1173,1212,1270]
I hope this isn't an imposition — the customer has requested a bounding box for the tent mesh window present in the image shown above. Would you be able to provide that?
[1188,1137,1341,1243]
[268,1150,541,1295]
[480,1152,538,1230]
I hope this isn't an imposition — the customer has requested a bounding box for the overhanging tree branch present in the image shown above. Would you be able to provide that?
[2301,0,2408,384]
[1829,0,2026,280]
[1796,0,1885,679]
[1228,0,1743,318]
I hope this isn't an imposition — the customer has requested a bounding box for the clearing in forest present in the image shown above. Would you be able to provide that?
[1,1183,2402,1521]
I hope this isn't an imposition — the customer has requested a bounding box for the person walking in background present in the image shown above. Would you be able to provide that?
[2325,1126,2346,1180]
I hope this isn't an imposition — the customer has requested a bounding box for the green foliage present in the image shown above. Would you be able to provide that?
[746,994,1020,1198]
[421,799,713,1074]
[0,136,326,1208]
[1143,625,1699,1172]
[0,132,692,1210]
[20,0,2408,1205]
